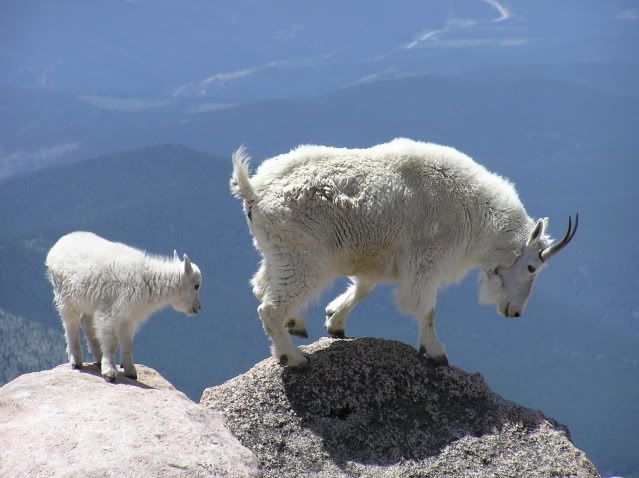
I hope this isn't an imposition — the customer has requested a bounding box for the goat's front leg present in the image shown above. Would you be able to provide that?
[397,267,448,367]
[418,309,448,366]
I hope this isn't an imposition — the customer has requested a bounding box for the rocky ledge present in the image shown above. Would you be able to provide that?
[0,363,259,478]
[201,337,599,478]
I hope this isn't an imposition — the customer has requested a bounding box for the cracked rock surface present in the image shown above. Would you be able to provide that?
[201,337,599,478]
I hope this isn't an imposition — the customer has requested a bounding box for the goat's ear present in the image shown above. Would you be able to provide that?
[527,217,548,245]
[173,249,179,261]
[183,254,193,275]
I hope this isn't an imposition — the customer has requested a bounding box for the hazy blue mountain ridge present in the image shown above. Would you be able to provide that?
[2,66,637,180]
[3,0,637,96]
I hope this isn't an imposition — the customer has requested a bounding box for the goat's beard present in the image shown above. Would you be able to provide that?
[478,268,507,306]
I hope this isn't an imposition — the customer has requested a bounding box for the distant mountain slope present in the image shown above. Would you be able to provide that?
[0,308,66,385]
[3,1,637,95]
[2,67,638,178]
[192,72,639,164]
[0,143,637,476]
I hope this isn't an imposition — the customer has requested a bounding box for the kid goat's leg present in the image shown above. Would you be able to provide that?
[118,320,138,379]
[94,311,119,381]
[81,313,102,366]
[53,296,82,368]
[58,302,83,369]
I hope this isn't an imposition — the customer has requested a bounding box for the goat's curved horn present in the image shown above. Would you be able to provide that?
[540,214,579,262]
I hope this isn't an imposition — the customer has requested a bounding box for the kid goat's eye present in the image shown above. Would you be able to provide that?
[194,284,200,290]
[527,265,536,273]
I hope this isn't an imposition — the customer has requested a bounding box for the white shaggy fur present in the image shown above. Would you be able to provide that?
[46,231,202,381]
[231,138,575,368]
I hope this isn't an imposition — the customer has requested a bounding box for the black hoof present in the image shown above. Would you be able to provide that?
[279,354,310,369]
[288,328,309,339]
[419,347,449,367]
[71,363,83,370]
[426,355,449,367]
[291,356,311,370]
[125,373,138,380]
[328,329,345,339]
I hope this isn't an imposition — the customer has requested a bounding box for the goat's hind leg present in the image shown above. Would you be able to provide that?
[80,313,102,367]
[285,316,308,339]
[325,276,376,338]
[258,252,328,368]
[258,301,309,367]
[94,311,119,381]
[55,298,83,369]
[253,258,308,339]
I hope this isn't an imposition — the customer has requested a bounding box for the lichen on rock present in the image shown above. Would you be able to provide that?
[201,337,599,478]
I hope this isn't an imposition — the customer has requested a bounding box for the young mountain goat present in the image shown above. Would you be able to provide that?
[46,231,202,381]
[231,138,577,368]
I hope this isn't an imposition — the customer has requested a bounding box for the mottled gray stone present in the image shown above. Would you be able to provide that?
[0,363,260,478]
[201,337,599,478]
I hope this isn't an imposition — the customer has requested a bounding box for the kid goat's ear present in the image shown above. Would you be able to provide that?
[173,249,179,261]
[183,254,193,274]
[527,217,548,246]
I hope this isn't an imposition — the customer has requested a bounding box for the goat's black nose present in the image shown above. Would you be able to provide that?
[514,312,520,318]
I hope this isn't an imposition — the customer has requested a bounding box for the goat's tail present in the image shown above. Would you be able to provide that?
[230,145,256,202]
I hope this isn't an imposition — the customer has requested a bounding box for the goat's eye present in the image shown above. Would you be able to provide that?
[194,284,200,290]
[527,265,536,273]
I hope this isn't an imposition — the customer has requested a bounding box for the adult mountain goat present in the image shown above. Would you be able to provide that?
[46,231,202,381]
[231,138,577,368]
